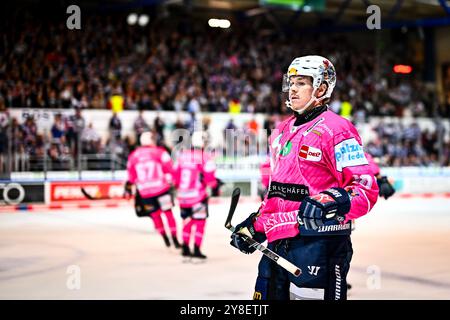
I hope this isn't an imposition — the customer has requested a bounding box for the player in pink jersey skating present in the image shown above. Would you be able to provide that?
[230,56,379,300]
[125,131,180,249]
[173,131,218,260]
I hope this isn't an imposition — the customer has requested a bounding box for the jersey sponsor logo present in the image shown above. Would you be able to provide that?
[279,140,292,156]
[137,180,163,189]
[178,190,200,198]
[271,133,283,149]
[318,123,334,137]
[299,145,322,162]
[334,138,368,172]
[268,182,309,202]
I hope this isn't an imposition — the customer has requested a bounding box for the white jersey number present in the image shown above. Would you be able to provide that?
[136,162,162,181]
[179,169,192,189]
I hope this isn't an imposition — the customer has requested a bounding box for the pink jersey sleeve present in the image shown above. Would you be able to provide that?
[365,152,380,176]
[126,150,137,184]
[327,129,379,222]
[159,147,174,184]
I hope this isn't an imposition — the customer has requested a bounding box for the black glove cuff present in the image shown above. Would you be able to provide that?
[377,176,387,183]
[322,187,351,215]
[243,212,259,237]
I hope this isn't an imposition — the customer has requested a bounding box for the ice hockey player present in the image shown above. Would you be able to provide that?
[125,131,180,248]
[173,131,218,260]
[230,55,379,300]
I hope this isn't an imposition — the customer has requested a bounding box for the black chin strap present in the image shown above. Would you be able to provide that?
[293,104,328,126]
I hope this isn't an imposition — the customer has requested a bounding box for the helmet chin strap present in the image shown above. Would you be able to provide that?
[286,88,326,114]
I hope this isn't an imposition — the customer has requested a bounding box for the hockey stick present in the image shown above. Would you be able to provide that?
[81,187,114,200]
[225,188,301,277]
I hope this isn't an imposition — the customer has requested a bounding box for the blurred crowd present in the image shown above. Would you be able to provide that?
[365,121,450,167]
[1,13,449,171]
[1,14,448,118]
[1,104,449,171]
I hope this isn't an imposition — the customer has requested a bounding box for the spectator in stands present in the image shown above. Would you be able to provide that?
[65,108,86,157]
[81,123,101,154]
[1,14,448,170]
[51,113,65,143]
[154,113,165,145]
[133,110,150,145]
[1,14,439,120]
[0,101,8,171]
[109,112,122,142]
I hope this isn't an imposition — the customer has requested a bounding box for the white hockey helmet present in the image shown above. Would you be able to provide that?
[140,131,155,146]
[283,55,336,110]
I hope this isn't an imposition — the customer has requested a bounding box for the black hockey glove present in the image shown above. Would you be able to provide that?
[377,176,395,199]
[124,181,133,198]
[230,212,266,254]
[134,191,146,217]
[298,187,351,231]
[211,178,224,197]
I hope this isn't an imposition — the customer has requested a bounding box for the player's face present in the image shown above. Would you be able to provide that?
[288,76,314,113]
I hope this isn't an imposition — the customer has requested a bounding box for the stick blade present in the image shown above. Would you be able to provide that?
[225,187,240,229]
[81,187,95,200]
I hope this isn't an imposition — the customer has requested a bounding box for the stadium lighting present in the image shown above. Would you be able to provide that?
[219,19,231,28]
[208,18,231,29]
[393,64,413,74]
[127,13,138,25]
[138,14,149,27]
[208,18,218,27]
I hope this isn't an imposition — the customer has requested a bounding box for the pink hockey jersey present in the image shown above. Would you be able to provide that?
[173,149,218,208]
[365,152,380,176]
[126,146,173,198]
[253,108,379,242]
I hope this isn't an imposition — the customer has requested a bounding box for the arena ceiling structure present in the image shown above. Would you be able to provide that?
[71,0,450,33]
[3,0,450,30]
[162,0,450,30]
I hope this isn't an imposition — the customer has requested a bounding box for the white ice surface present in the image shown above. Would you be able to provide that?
[1,197,450,299]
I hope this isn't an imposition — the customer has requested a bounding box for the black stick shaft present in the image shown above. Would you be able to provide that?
[224,187,301,277]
